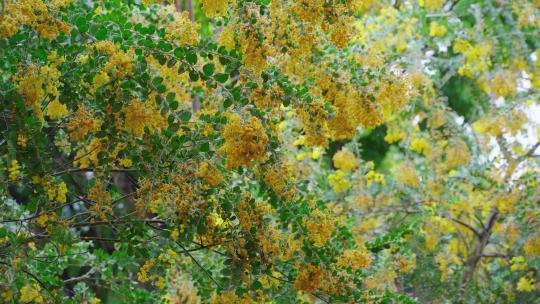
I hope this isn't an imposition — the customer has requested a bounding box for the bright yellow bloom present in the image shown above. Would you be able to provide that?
[333,148,359,172]
[137,259,154,283]
[429,22,447,37]
[220,113,269,169]
[200,0,229,18]
[328,170,351,193]
[410,137,430,155]
[516,276,535,292]
[119,158,133,168]
[47,99,69,119]
[19,283,43,303]
[8,160,21,181]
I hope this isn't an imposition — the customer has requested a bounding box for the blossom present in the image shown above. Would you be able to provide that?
[429,22,447,37]
[137,259,155,283]
[200,0,229,18]
[516,276,535,292]
[8,160,21,181]
[410,137,430,155]
[220,114,269,169]
[333,148,359,172]
[46,99,69,119]
[335,248,372,271]
[328,170,351,193]
[19,283,43,303]
[396,161,420,188]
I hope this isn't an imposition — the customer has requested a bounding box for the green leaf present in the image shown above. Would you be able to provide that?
[166,92,176,103]
[179,110,191,122]
[152,77,164,86]
[215,73,229,83]
[199,142,210,153]
[95,28,107,40]
[202,63,215,76]
[189,71,199,81]
[157,84,167,94]
[174,47,185,59]
[169,100,179,110]
[186,51,197,64]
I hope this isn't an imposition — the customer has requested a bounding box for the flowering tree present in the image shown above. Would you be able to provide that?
[1,0,539,303]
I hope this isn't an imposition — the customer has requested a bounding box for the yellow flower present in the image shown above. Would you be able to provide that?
[335,248,371,270]
[198,161,223,187]
[119,158,133,168]
[429,22,447,37]
[516,276,535,292]
[333,148,358,172]
[220,113,269,169]
[218,23,236,51]
[137,259,154,283]
[8,160,21,181]
[510,256,528,272]
[309,147,323,160]
[328,170,351,193]
[396,161,420,188]
[419,0,445,10]
[200,0,229,18]
[365,170,386,187]
[19,283,43,303]
[91,71,110,94]
[410,137,430,155]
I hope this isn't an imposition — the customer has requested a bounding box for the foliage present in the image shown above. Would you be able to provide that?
[1,0,539,303]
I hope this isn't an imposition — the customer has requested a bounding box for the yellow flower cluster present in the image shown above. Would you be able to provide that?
[67,105,103,141]
[296,101,330,147]
[445,138,471,168]
[14,59,63,123]
[8,160,21,181]
[220,114,269,169]
[88,41,136,88]
[19,283,43,303]
[453,38,492,78]
[159,7,200,45]
[516,276,536,292]
[219,23,236,51]
[396,254,417,273]
[410,137,430,155]
[200,0,230,18]
[36,212,58,228]
[419,0,445,10]
[490,71,517,98]
[88,179,112,221]
[0,0,71,40]
[122,100,167,137]
[365,162,386,186]
[137,259,155,283]
[46,99,69,120]
[333,148,359,172]
[385,125,406,144]
[429,22,447,37]
[198,161,223,187]
[328,170,351,193]
[303,209,334,246]
[17,133,27,148]
[396,161,420,188]
[260,162,296,200]
[510,256,528,272]
[294,263,324,293]
[73,138,102,169]
[47,181,68,204]
[335,248,372,271]
[525,234,540,257]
